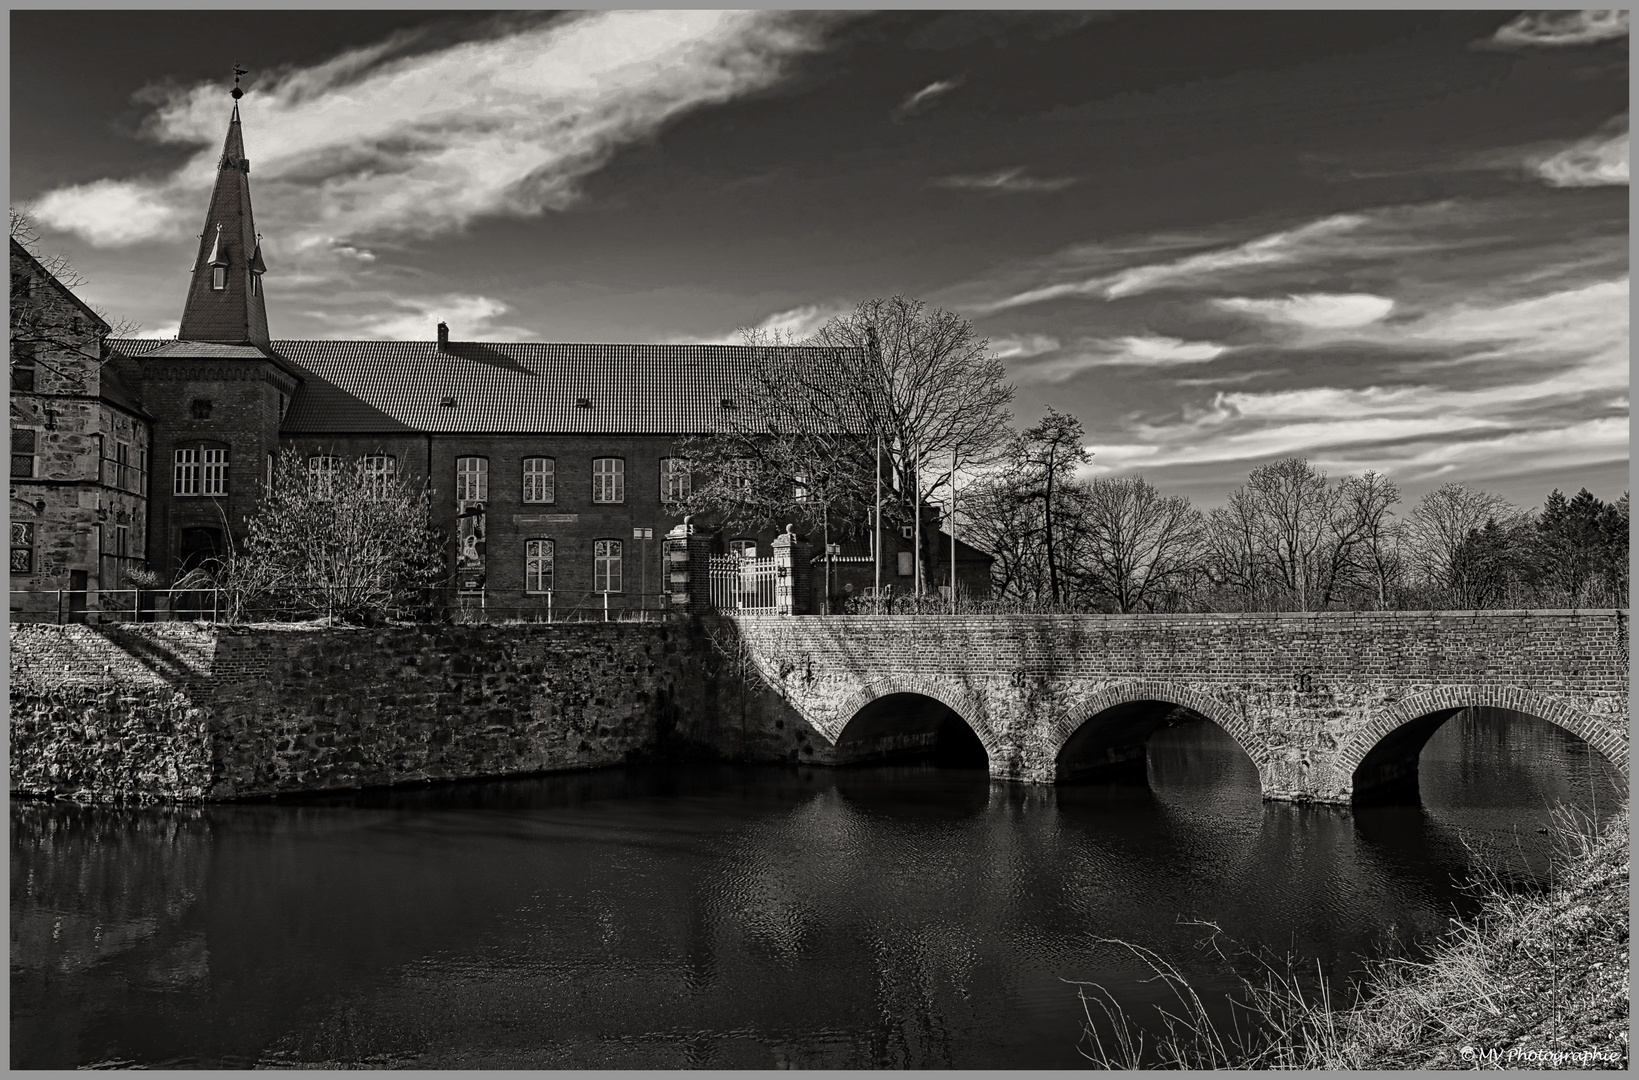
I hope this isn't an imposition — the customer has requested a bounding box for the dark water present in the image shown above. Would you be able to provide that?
[10,710,1625,1069]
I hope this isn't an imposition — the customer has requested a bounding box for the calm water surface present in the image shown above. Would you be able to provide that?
[11,711,1624,1069]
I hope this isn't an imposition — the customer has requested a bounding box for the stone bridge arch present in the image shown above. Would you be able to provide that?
[1340,684,1629,801]
[1047,679,1267,787]
[826,676,1003,768]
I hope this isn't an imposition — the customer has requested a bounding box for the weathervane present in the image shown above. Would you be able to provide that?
[231,63,249,100]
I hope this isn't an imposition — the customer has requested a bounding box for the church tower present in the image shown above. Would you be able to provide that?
[129,70,301,582]
[178,83,270,347]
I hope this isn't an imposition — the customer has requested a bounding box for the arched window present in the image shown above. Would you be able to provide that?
[174,443,229,497]
[523,457,555,504]
[455,456,488,506]
[525,539,554,593]
[660,457,690,504]
[729,538,759,560]
[594,539,623,593]
[592,457,624,504]
[307,454,341,494]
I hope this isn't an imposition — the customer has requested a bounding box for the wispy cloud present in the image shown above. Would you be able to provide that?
[989,333,1060,360]
[1014,334,1229,382]
[1486,9,1629,48]
[34,11,836,254]
[1216,293,1395,330]
[932,167,1078,193]
[1533,114,1629,187]
[894,77,962,118]
[342,294,542,341]
[977,211,1375,311]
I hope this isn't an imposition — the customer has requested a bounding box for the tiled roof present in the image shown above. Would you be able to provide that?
[109,339,871,436]
[116,340,273,361]
[97,360,150,419]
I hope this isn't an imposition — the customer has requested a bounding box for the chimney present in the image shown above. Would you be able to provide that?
[436,321,449,350]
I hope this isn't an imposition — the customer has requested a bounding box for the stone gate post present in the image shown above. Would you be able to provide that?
[664,518,713,614]
[771,526,814,615]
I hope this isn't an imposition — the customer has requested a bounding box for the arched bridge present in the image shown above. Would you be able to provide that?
[728,611,1629,803]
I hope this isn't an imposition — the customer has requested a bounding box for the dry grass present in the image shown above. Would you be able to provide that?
[1075,805,1629,1070]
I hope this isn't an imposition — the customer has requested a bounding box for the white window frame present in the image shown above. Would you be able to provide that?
[522,457,555,504]
[456,456,488,505]
[525,538,554,593]
[211,266,226,291]
[661,457,690,504]
[173,448,201,496]
[729,538,759,560]
[202,448,228,496]
[362,454,396,494]
[592,457,625,504]
[594,538,623,593]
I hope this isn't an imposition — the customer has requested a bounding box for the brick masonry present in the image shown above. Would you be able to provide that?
[726,610,1631,802]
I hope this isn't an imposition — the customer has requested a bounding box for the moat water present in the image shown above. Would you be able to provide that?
[11,710,1625,1069]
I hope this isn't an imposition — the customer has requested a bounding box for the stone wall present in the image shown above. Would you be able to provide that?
[8,619,813,802]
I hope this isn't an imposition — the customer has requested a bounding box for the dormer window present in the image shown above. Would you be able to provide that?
[211,266,226,291]
[250,272,260,296]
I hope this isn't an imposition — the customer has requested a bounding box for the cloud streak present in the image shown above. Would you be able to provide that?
[1013,334,1229,382]
[1216,292,1395,330]
[932,167,1077,193]
[35,11,835,254]
[1534,114,1629,187]
[1487,9,1629,48]
[895,77,963,118]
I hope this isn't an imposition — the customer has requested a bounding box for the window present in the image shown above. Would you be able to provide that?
[266,452,275,489]
[11,522,35,574]
[115,441,133,492]
[660,457,690,504]
[114,524,129,559]
[362,454,396,494]
[522,457,555,504]
[594,539,623,593]
[211,266,226,291]
[190,399,212,420]
[793,473,810,503]
[307,455,341,494]
[250,273,261,297]
[173,448,200,495]
[525,539,554,593]
[592,457,624,504]
[729,538,759,560]
[11,428,37,479]
[12,363,34,392]
[456,456,488,505]
[137,447,148,496]
[202,448,228,496]
[731,457,755,495]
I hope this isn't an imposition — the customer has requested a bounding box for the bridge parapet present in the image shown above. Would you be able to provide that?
[727,610,1628,803]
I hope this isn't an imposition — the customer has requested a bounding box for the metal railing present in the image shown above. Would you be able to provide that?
[708,555,778,614]
[10,588,679,625]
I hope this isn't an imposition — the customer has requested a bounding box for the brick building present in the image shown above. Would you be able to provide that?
[11,94,990,621]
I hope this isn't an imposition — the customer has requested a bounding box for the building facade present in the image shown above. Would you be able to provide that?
[10,95,989,621]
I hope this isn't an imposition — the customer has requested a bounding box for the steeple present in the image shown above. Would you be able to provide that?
[177,69,270,349]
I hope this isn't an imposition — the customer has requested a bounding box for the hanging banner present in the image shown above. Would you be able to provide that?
[456,505,486,592]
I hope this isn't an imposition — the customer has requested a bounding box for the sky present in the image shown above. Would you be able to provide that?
[10,8,1630,508]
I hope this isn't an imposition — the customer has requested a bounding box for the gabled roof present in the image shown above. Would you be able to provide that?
[109,338,871,436]
[9,238,111,334]
[97,358,151,419]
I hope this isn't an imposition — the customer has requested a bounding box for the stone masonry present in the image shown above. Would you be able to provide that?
[726,610,1630,803]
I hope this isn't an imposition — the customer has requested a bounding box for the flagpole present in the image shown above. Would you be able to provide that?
[912,440,921,596]
[950,445,958,615]
[874,431,882,611]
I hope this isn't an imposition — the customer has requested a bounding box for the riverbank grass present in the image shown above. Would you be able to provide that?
[1078,805,1629,1070]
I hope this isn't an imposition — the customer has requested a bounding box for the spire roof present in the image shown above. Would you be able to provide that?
[177,94,270,350]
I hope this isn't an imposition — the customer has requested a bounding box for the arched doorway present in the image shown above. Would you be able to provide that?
[834,693,989,769]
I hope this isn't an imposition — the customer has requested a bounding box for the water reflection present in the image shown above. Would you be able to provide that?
[11,710,1623,1069]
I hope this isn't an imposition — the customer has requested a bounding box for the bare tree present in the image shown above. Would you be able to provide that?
[1312,471,1401,608]
[231,450,447,623]
[1074,475,1205,613]
[1406,482,1517,593]
[1005,408,1089,603]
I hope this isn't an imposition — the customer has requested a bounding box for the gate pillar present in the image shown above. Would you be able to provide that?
[771,526,814,615]
[664,518,713,614]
